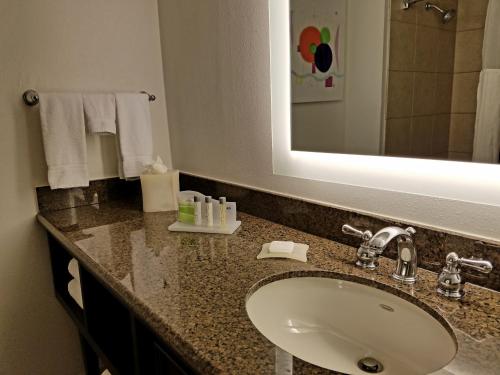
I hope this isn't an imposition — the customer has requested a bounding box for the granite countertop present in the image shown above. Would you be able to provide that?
[37,201,500,375]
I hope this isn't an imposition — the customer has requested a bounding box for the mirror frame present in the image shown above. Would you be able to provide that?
[269,0,500,207]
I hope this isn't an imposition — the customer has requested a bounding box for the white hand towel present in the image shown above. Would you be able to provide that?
[83,94,116,134]
[472,69,500,163]
[39,93,89,189]
[67,278,84,309]
[67,258,80,280]
[115,93,154,178]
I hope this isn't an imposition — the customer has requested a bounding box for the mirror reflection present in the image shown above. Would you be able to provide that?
[290,0,500,164]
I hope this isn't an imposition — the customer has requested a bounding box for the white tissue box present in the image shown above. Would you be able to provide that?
[140,170,179,212]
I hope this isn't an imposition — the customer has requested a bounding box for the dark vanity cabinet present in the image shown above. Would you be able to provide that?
[46,235,195,375]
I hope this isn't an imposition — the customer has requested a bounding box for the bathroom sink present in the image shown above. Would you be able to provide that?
[246,277,457,374]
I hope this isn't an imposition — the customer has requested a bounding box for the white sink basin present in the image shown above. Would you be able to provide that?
[246,277,457,374]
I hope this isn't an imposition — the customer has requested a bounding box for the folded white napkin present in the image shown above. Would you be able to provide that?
[83,94,116,134]
[39,93,89,189]
[115,93,154,178]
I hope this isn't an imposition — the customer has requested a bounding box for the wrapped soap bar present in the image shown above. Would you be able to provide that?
[140,157,179,212]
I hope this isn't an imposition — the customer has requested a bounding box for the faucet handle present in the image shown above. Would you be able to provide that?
[405,227,416,236]
[342,224,378,270]
[437,252,493,298]
[447,252,493,274]
[342,225,373,241]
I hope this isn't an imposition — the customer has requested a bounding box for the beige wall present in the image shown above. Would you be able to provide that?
[449,0,489,161]
[385,0,457,159]
[0,0,170,373]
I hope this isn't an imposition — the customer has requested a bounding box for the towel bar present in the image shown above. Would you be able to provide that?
[22,89,156,106]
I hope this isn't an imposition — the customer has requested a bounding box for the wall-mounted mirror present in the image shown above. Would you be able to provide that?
[290,0,499,164]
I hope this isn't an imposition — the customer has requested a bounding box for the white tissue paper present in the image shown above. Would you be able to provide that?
[140,156,179,212]
[143,156,169,175]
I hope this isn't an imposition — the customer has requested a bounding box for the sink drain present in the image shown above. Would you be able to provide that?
[357,357,384,373]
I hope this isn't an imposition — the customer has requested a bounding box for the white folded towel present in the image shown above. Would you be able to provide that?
[39,93,89,189]
[115,93,154,178]
[67,278,83,309]
[472,69,500,163]
[68,258,80,280]
[83,94,116,134]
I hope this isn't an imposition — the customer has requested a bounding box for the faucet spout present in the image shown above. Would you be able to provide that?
[368,226,415,252]
[392,237,418,283]
[370,226,418,284]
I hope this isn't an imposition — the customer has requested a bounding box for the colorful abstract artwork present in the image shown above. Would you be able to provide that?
[291,0,346,103]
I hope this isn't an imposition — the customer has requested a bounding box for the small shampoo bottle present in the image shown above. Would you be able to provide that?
[194,196,202,226]
[219,197,227,226]
[205,196,213,227]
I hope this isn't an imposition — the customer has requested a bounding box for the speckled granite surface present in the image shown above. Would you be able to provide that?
[180,174,500,292]
[37,202,500,375]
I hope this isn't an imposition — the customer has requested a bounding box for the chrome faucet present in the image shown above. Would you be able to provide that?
[437,252,493,299]
[342,224,418,283]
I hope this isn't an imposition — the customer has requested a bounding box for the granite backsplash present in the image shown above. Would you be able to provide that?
[36,174,500,291]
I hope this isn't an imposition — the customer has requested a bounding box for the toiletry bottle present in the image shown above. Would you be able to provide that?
[219,197,227,226]
[194,196,202,225]
[178,201,195,224]
[205,196,213,227]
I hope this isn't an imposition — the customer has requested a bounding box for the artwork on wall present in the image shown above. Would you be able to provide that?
[291,0,346,103]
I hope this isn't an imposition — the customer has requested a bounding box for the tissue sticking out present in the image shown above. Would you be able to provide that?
[143,156,169,175]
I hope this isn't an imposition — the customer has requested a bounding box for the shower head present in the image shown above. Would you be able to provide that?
[425,2,456,23]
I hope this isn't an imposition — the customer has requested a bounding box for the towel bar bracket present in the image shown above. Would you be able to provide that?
[23,89,39,106]
[22,89,156,106]
[140,91,156,102]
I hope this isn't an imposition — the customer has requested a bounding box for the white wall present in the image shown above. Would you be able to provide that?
[159,0,500,242]
[292,0,386,155]
[292,101,346,153]
[0,0,170,373]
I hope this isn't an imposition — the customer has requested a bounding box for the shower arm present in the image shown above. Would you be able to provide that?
[401,0,456,23]
[425,3,445,14]
[402,0,425,9]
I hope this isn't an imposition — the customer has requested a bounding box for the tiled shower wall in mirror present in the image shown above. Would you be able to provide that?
[385,0,489,161]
